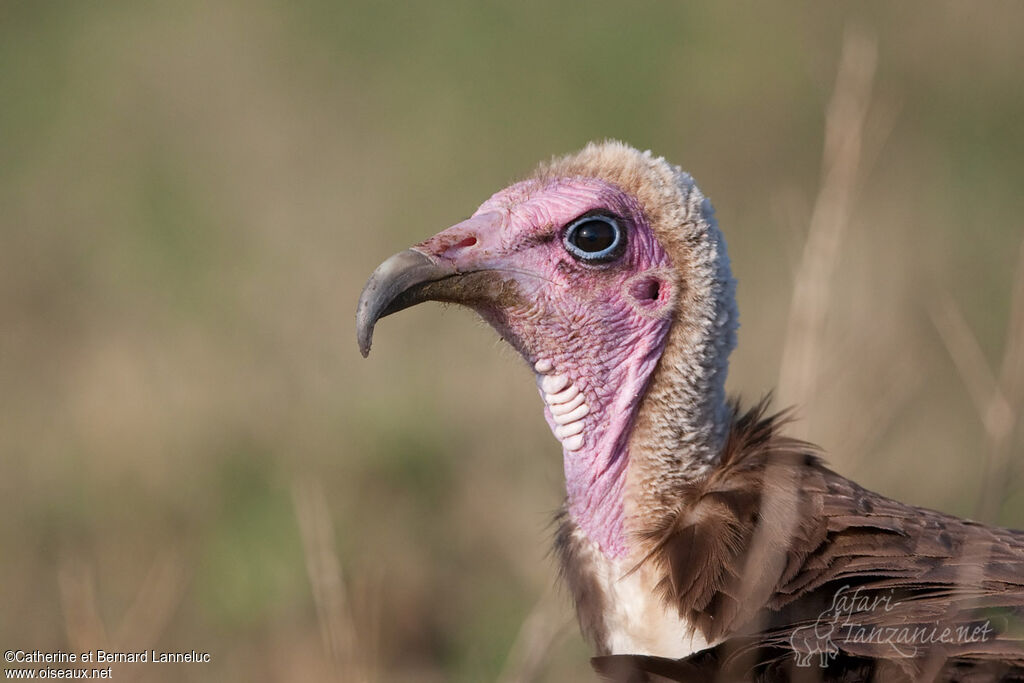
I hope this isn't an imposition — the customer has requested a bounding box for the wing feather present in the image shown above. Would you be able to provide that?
[624,398,1024,681]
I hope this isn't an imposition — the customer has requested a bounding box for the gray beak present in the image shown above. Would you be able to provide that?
[355,249,456,357]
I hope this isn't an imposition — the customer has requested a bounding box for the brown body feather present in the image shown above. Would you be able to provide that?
[561,399,1024,682]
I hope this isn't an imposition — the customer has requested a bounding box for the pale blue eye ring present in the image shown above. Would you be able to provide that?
[562,215,624,262]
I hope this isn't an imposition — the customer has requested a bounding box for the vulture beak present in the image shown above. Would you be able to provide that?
[355,248,457,357]
[357,212,517,358]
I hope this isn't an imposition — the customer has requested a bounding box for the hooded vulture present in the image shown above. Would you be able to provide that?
[356,142,1024,682]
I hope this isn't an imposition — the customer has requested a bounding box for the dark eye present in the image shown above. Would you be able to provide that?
[563,215,624,262]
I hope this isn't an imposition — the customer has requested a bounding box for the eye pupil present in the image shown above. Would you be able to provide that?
[563,216,623,262]
[573,221,616,252]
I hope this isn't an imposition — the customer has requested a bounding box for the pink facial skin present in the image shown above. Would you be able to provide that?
[413,178,675,557]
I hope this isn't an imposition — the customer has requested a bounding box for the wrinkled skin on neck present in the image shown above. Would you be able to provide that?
[414,178,675,556]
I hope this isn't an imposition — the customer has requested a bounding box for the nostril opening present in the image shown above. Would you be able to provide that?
[454,236,477,249]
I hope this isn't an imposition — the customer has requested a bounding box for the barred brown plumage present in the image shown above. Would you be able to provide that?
[588,399,1024,681]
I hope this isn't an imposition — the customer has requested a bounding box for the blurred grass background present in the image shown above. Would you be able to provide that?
[2,1,1023,681]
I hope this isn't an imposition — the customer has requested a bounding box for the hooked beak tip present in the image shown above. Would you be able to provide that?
[357,329,372,358]
[355,248,455,357]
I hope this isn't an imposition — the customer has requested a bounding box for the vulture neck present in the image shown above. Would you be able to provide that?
[527,145,738,560]
[567,198,738,559]
[624,199,739,538]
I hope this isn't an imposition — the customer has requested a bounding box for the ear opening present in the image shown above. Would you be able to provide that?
[639,278,660,301]
[623,271,675,318]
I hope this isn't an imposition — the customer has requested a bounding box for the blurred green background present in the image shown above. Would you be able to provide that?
[2,1,1023,681]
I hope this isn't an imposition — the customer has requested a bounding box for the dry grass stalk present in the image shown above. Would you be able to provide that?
[835,359,924,472]
[733,31,880,683]
[292,476,374,683]
[496,585,572,683]
[114,550,187,651]
[920,533,997,677]
[776,26,878,435]
[59,551,185,683]
[58,561,110,653]
[733,31,879,683]
[930,238,1024,522]
[1002,239,1024,408]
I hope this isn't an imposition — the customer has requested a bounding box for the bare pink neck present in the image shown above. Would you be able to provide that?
[549,333,671,558]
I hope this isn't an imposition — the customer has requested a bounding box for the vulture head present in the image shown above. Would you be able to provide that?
[357,141,738,558]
